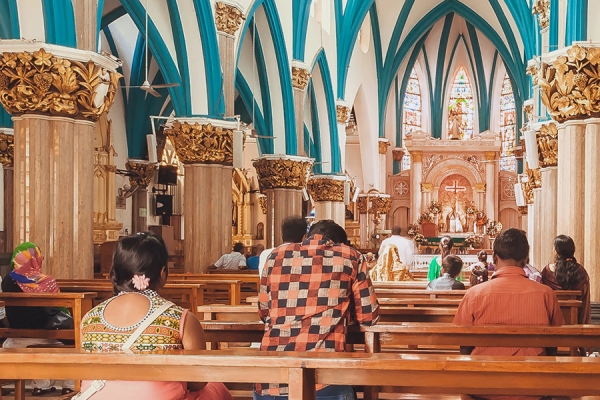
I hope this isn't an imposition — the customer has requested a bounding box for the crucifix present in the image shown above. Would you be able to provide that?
[444,180,467,233]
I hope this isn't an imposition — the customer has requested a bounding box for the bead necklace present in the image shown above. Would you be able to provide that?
[100,289,158,332]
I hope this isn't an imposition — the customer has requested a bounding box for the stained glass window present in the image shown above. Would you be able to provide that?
[402,152,411,171]
[448,67,475,140]
[499,73,516,171]
[403,68,421,138]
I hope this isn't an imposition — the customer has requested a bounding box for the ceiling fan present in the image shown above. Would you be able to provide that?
[123,0,179,97]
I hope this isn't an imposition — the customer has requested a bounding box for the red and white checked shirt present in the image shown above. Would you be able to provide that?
[256,234,380,395]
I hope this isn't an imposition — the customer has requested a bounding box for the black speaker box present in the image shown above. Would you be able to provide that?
[155,194,173,216]
[158,165,178,185]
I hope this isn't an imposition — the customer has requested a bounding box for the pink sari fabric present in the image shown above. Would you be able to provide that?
[79,381,232,400]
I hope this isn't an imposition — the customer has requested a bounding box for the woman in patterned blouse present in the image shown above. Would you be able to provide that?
[80,231,231,400]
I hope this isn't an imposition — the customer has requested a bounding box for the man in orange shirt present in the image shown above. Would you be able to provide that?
[454,228,564,357]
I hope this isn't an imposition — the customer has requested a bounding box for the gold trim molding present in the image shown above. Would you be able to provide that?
[307,177,345,202]
[532,0,550,30]
[253,157,313,190]
[392,148,404,162]
[125,161,156,188]
[291,66,310,90]
[215,2,245,35]
[526,163,542,190]
[421,183,433,193]
[336,104,350,123]
[485,151,496,161]
[165,120,233,165]
[475,183,486,192]
[536,123,558,167]
[0,48,120,121]
[0,133,14,167]
[518,206,528,215]
[538,45,600,123]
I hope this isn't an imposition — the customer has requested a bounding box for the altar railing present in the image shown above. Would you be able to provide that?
[411,254,493,271]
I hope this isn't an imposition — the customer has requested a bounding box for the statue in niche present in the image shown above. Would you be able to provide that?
[448,100,466,140]
[256,222,264,240]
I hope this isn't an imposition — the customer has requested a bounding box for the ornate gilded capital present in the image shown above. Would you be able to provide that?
[125,160,156,188]
[518,206,528,215]
[253,157,313,190]
[164,120,233,165]
[532,0,550,30]
[0,48,120,121]
[307,177,345,202]
[336,104,350,124]
[356,195,391,214]
[523,103,534,123]
[392,147,404,162]
[291,66,310,90]
[538,45,600,123]
[475,183,486,192]
[526,164,542,189]
[536,123,558,167]
[378,140,390,155]
[485,151,496,161]
[411,151,423,163]
[526,64,540,86]
[521,176,534,205]
[0,133,14,167]
[215,2,245,35]
[421,183,433,193]
[259,195,267,215]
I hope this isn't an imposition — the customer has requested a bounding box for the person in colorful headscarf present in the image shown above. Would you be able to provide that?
[1,242,74,396]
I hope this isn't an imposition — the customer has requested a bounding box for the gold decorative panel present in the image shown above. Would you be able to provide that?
[0,48,120,121]
[215,2,245,35]
[125,161,156,188]
[253,157,313,190]
[291,67,310,90]
[307,178,345,202]
[164,120,233,165]
[0,133,14,167]
[536,123,558,167]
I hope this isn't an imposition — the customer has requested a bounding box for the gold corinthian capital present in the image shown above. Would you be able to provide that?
[0,133,14,168]
[253,157,313,190]
[0,48,120,121]
[291,66,311,91]
[164,120,234,165]
[532,0,550,30]
[125,160,156,188]
[215,2,245,35]
[536,123,558,168]
[307,177,345,202]
[537,45,600,123]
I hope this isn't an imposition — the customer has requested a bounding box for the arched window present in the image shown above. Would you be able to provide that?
[448,67,475,139]
[499,73,516,171]
[402,152,411,171]
[403,68,421,137]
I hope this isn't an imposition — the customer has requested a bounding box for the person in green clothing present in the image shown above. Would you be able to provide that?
[427,235,454,281]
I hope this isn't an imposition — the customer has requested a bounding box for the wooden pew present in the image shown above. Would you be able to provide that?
[0,292,95,349]
[0,349,599,399]
[373,289,581,301]
[170,273,258,302]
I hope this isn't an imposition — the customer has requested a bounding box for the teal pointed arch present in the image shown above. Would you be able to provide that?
[384,0,526,137]
[193,0,225,117]
[166,0,191,116]
[101,6,127,29]
[237,0,296,155]
[42,0,77,47]
[566,0,588,43]
[307,82,323,173]
[119,0,186,115]
[0,0,19,39]
[549,0,559,51]
[97,0,105,49]
[311,49,341,173]
[335,0,376,98]
[293,0,312,61]
[235,72,273,154]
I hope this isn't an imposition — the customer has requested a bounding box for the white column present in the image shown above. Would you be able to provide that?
[292,61,311,156]
[336,101,351,172]
[484,152,497,221]
[584,118,600,302]
[378,138,390,192]
[556,121,585,261]
[410,151,423,222]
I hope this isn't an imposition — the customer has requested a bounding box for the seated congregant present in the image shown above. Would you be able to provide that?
[426,255,464,290]
[210,242,247,270]
[369,245,413,282]
[454,228,563,358]
[1,242,74,396]
[427,236,454,281]
[469,250,489,287]
[246,244,264,271]
[541,235,590,324]
[256,219,380,400]
[79,232,231,400]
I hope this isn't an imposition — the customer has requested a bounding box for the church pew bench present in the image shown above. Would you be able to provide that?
[57,281,206,311]
[373,288,581,301]
[0,292,95,350]
[163,279,243,305]
[373,281,471,290]
[197,305,258,322]
[0,349,599,399]
[170,274,259,301]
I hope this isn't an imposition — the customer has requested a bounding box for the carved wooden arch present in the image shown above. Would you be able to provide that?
[426,158,484,189]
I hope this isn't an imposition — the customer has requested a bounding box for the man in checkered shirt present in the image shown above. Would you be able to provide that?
[255,219,380,399]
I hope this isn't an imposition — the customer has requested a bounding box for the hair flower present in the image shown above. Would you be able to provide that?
[131,274,150,291]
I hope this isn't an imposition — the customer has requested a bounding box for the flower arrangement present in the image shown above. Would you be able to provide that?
[428,200,442,215]
[416,212,433,224]
[465,235,481,246]
[413,233,426,243]
[486,220,503,237]
[465,202,477,215]
[475,210,488,226]
[407,223,420,238]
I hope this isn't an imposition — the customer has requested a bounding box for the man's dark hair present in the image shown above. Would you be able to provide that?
[391,226,402,235]
[308,220,348,244]
[281,216,307,243]
[442,255,463,278]
[493,228,529,263]
[233,242,244,253]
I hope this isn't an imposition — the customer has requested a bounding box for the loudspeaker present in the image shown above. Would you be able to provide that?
[158,165,178,185]
[155,194,173,216]
[344,181,350,205]
[147,134,158,163]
